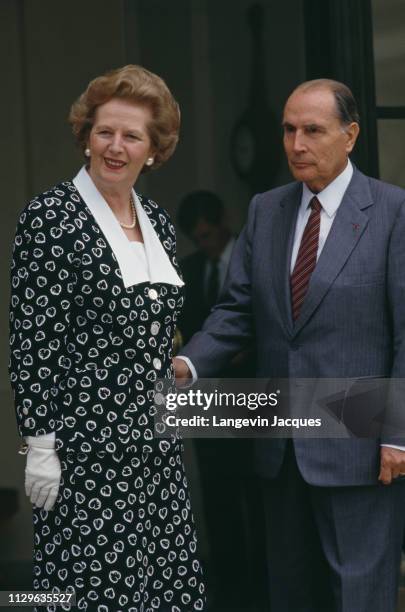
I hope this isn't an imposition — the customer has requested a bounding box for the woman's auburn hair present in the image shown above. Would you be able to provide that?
[68,64,180,171]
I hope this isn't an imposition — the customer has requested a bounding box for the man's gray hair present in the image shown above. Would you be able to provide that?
[294,79,360,126]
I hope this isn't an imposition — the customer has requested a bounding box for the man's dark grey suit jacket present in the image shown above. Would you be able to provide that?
[180,166,405,486]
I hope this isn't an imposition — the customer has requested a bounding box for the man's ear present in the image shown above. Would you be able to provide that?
[345,122,360,153]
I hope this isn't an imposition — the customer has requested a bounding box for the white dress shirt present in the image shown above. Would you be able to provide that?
[290,159,353,271]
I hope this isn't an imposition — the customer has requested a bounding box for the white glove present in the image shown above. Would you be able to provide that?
[25,433,61,511]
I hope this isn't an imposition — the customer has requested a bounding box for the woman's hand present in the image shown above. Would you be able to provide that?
[25,436,61,511]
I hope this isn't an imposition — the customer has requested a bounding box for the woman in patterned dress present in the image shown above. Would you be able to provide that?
[8,65,205,612]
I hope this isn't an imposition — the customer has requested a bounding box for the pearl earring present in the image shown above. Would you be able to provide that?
[146,157,154,166]
[84,148,91,157]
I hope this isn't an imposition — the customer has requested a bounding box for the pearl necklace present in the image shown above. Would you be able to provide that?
[119,193,137,229]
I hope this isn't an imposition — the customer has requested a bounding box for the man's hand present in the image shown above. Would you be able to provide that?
[173,357,192,383]
[378,446,405,485]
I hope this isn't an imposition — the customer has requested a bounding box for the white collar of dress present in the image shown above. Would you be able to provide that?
[72,166,184,289]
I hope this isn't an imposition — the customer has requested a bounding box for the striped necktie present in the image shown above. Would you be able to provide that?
[291,196,322,321]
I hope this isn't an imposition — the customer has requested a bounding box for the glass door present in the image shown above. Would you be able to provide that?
[373,0,405,187]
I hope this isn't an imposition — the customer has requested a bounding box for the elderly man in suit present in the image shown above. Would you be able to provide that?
[174,79,405,612]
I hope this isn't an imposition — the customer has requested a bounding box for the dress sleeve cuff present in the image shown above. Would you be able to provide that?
[25,432,56,449]
[176,356,198,387]
[381,443,405,452]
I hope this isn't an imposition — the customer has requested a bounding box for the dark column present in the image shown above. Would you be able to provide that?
[303,0,379,178]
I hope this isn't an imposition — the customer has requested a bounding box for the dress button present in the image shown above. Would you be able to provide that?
[154,392,164,405]
[148,289,158,300]
[153,358,162,370]
[151,322,160,335]
[23,407,29,415]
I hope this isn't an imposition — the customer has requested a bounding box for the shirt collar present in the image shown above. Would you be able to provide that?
[301,159,353,218]
[72,166,184,288]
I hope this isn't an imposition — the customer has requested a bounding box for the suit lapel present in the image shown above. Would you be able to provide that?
[292,168,373,336]
[271,183,302,335]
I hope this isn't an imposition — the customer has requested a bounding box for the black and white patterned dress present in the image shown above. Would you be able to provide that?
[8,167,206,611]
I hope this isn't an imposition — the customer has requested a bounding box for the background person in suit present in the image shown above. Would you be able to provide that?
[176,191,234,344]
[176,192,266,610]
[175,79,405,612]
